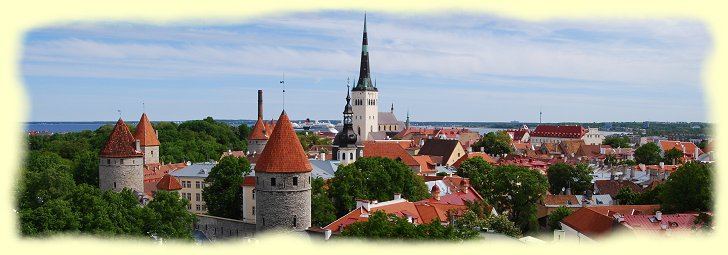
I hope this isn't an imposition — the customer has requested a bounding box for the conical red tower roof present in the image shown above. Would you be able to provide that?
[255,111,312,173]
[101,118,144,158]
[134,113,160,146]
[249,117,268,140]
[156,174,182,191]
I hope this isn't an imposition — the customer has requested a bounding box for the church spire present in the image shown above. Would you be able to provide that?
[405,110,410,129]
[353,12,376,92]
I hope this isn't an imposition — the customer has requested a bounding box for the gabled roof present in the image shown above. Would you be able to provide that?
[659,140,703,157]
[156,174,182,191]
[411,155,437,173]
[378,112,400,125]
[249,117,268,140]
[452,152,496,168]
[133,113,160,146]
[560,207,616,237]
[543,195,580,207]
[531,125,587,138]
[594,180,643,198]
[100,118,144,158]
[363,141,419,166]
[418,139,463,164]
[559,139,585,156]
[255,111,312,173]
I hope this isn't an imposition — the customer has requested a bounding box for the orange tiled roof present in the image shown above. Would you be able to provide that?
[249,117,268,140]
[531,125,587,138]
[100,118,144,158]
[363,141,420,166]
[156,174,182,191]
[255,111,312,173]
[543,195,580,206]
[143,162,187,182]
[452,152,496,168]
[560,207,615,237]
[594,180,643,197]
[659,140,704,158]
[133,113,160,146]
[412,155,437,173]
[241,176,256,186]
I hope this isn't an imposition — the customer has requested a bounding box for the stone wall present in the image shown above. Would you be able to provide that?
[99,156,144,193]
[255,171,312,232]
[194,214,256,241]
[142,145,159,164]
[248,139,267,155]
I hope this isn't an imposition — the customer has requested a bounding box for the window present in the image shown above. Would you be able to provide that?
[350,152,354,160]
[187,193,192,200]
[113,182,116,189]
[201,204,206,211]
[271,178,276,186]
[196,181,200,189]
[252,206,255,215]
[196,204,201,211]
[252,189,255,199]
[196,193,200,201]
[293,215,297,228]
[187,204,191,210]
[293,177,298,186]
[107,159,111,164]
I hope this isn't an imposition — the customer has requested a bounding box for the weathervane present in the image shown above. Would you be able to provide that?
[280,72,285,110]
[117,109,122,119]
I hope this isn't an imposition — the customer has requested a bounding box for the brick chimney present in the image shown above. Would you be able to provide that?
[461,178,470,194]
[431,185,441,200]
[257,89,263,119]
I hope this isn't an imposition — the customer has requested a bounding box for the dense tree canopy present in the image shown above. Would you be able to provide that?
[328,157,430,216]
[297,131,332,151]
[471,131,511,155]
[456,157,491,192]
[634,142,663,165]
[157,117,247,163]
[602,136,631,148]
[664,148,684,165]
[546,163,593,195]
[202,156,251,220]
[481,165,548,234]
[660,162,713,213]
[342,211,462,241]
[311,177,336,228]
[547,206,572,231]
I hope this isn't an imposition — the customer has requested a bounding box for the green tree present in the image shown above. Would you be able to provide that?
[455,202,521,238]
[481,165,547,234]
[547,205,572,230]
[636,184,663,205]
[634,142,663,165]
[72,151,99,186]
[297,131,332,150]
[145,191,197,240]
[471,131,511,155]
[615,186,639,205]
[660,162,712,213]
[328,157,430,216]
[202,156,251,219]
[456,157,492,192]
[342,211,462,241]
[603,136,630,148]
[604,154,618,167]
[664,148,684,165]
[238,123,251,140]
[311,177,336,227]
[19,199,80,236]
[546,163,592,195]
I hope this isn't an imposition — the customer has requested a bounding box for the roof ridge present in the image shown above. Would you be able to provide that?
[101,118,144,158]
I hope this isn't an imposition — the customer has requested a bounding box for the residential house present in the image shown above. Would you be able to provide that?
[418,139,467,166]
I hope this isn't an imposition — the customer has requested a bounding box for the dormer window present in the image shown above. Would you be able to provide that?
[271,178,276,187]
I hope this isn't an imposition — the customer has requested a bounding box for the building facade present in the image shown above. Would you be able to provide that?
[351,15,379,141]
[170,162,215,213]
[99,118,145,193]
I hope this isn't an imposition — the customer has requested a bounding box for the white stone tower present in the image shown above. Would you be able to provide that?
[99,118,144,193]
[351,14,378,141]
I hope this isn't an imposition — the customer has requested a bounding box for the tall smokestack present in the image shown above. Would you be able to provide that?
[257,89,263,119]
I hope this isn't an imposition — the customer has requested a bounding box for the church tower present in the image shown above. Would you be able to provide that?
[351,14,379,141]
[99,118,144,193]
[333,84,360,166]
[133,113,160,164]
[255,111,312,232]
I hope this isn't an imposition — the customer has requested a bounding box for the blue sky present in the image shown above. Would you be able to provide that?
[21,11,711,122]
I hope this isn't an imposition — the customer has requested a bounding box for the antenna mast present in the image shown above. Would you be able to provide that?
[280,72,286,110]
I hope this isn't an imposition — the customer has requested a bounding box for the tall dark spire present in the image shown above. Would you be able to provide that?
[335,80,357,147]
[353,12,376,92]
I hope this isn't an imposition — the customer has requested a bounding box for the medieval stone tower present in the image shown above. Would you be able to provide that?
[351,14,379,141]
[99,118,144,193]
[255,111,312,232]
[133,113,160,164]
[248,90,269,155]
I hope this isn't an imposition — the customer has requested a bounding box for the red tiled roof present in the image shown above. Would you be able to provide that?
[100,118,144,158]
[531,125,587,138]
[363,141,420,166]
[221,150,246,160]
[543,195,580,206]
[249,117,268,140]
[594,180,643,197]
[659,141,704,158]
[143,162,187,183]
[587,205,661,216]
[133,113,160,146]
[452,152,496,168]
[622,213,699,234]
[156,174,182,191]
[255,111,312,173]
[412,155,437,173]
[241,176,256,186]
[560,207,615,237]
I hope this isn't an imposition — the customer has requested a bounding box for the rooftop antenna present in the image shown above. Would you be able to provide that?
[539,105,543,124]
[280,72,285,110]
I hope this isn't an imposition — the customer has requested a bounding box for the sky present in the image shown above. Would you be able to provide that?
[21,11,711,122]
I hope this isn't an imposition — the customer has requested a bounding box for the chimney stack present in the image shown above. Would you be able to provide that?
[135,139,140,151]
[694,147,699,159]
[257,89,263,119]
[320,152,326,161]
[393,193,402,200]
[656,211,662,221]
[431,185,441,200]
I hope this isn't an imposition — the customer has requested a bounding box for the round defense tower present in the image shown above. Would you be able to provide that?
[98,118,144,193]
[255,111,312,232]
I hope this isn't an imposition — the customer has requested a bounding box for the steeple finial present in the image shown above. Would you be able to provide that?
[364,11,367,33]
[391,103,394,113]
[280,72,286,110]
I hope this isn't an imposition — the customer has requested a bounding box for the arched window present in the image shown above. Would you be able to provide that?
[293,215,297,228]
[350,152,354,160]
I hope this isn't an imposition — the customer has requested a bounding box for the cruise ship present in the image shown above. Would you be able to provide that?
[292,118,338,133]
